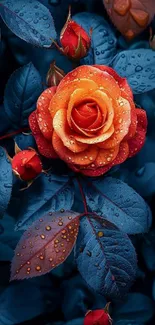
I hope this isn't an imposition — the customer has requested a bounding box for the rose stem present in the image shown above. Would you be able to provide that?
[76,177,88,214]
[0,127,30,141]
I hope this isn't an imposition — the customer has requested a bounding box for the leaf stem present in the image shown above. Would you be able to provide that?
[0,127,30,141]
[76,177,88,214]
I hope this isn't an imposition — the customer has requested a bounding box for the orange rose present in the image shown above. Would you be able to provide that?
[29,65,147,177]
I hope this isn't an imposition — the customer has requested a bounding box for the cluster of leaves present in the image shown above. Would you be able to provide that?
[1,0,155,324]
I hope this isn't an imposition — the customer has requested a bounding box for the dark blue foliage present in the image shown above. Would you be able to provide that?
[14,173,74,230]
[4,62,43,128]
[0,0,56,47]
[75,217,137,299]
[1,0,155,324]
[0,147,12,219]
[74,12,117,66]
[113,293,154,324]
[142,230,155,271]
[61,274,106,320]
[14,133,36,150]
[112,49,155,94]
[84,177,152,234]
[0,281,46,324]
[0,213,22,261]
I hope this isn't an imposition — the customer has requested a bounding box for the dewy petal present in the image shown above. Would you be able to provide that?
[29,111,58,159]
[49,78,98,118]
[121,89,137,140]
[73,142,129,177]
[57,65,121,100]
[69,89,109,133]
[72,90,115,143]
[53,109,88,153]
[74,124,114,144]
[94,65,133,99]
[99,97,131,149]
[52,131,98,165]
[94,145,120,167]
[86,106,103,130]
[36,87,57,141]
[128,108,147,158]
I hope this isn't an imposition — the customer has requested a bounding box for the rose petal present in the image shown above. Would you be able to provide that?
[74,124,114,144]
[94,145,120,167]
[52,131,98,165]
[73,141,129,177]
[36,87,57,140]
[72,107,97,128]
[67,88,100,129]
[49,78,98,118]
[121,89,137,140]
[53,109,88,153]
[128,108,147,158]
[29,111,58,159]
[57,66,121,100]
[73,90,115,144]
[100,97,131,149]
[94,65,133,99]
[86,106,103,130]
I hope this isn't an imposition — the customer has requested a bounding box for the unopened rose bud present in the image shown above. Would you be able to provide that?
[84,303,112,325]
[46,61,65,87]
[60,7,91,60]
[12,149,42,181]
[149,27,155,50]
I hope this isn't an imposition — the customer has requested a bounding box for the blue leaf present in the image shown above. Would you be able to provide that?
[0,282,45,324]
[127,162,155,198]
[4,62,43,128]
[111,49,155,94]
[0,105,11,135]
[142,230,155,271]
[84,177,151,235]
[113,293,154,323]
[73,13,117,66]
[0,147,12,219]
[75,217,137,299]
[0,214,22,261]
[14,133,36,150]
[0,0,56,47]
[15,173,74,230]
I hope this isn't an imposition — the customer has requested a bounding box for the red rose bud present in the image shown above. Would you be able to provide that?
[46,60,65,87]
[84,304,112,325]
[60,7,91,60]
[12,149,42,181]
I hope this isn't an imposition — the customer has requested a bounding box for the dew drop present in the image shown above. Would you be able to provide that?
[40,234,45,239]
[58,221,63,226]
[36,265,41,271]
[46,225,51,231]
[39,255,44,260]
[136,166,145,176]
[86,250,92,257]
[97,231,104,238]
[135,66,143,72]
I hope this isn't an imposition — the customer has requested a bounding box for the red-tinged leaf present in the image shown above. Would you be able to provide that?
[11,210,80,280]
